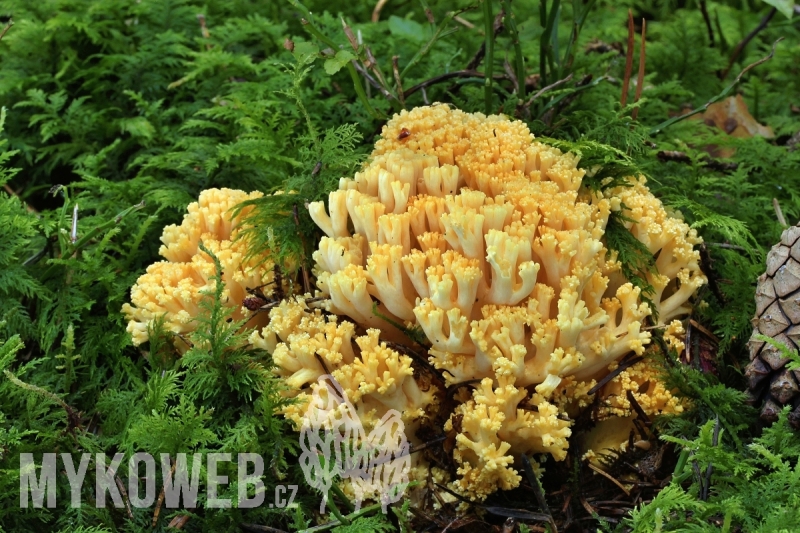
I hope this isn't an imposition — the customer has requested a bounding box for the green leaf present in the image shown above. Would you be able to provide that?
[293,40,320,64]
[760,0,794,19]
[388,15,428,42]
[324,50,357,75]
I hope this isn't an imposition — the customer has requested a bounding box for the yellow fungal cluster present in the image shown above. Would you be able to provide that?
[123,105,704,503]
[122,188,272,348]
[255,105,705,500]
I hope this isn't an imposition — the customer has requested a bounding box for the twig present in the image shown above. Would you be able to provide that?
[625,390,651,427]
[720,7,776,80]
[699,1,715,47]
[631,18,646,121]
[153,458,177,527]
[404,69,506,99]
[587,356,644,395]
[453,15,475,29]
[587,464,631,496]
[392,55,405,107]
[351,61,395,101]
[773,198,788,227]
[3,183,37,213]
[115,475,134,520]
[482,0,496,114]
[371,0,389,22]
[649,38,783,135]
[168,515,191,529]
[523,72,573,108]
[3,370,82,432]
[0,19,14,41]
[621,10,635,107]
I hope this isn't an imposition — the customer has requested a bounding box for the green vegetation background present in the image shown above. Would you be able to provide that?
[0,0,799,531]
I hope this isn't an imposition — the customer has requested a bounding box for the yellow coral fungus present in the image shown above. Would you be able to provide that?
[123,188,272,348]
[261,105,705,501]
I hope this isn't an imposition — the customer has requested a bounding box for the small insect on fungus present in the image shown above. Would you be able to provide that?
[398,127,411,140]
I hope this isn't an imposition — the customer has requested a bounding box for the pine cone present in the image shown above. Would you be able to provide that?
[745,224,800,429]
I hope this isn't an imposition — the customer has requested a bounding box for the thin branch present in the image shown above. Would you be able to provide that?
[372,0,389,22]
[0,19,13,41]
[392,55,405,107]
[404,69,506,99]
[115,476,134,520]
[773,198,788,227]
[720,7,776,79]
[523,72,573,108]
[351,61,395,101]
[587,355,644,395]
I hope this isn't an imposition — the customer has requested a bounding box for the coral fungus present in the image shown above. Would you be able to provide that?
[255,105,705,500]
[123,188,272,348]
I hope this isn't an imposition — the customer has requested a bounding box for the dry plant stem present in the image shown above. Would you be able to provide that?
[392,55,405,106]
[351,61,395,101]
[153,459,177,527]
[0,20,12,40]
[631,18,646,121]
[3,183,37,213]
[773,198,788,227]
[167,515,191,529]
[621,10,635,107]
[720,7,776,79]
[524,72,573,108]
[454,15,475,29]
[3,370,81,431]
[587,464,631,496]
[405,69,506,98]
[115,475,134,519]
[586,355,644,395]
[371,0,388,22]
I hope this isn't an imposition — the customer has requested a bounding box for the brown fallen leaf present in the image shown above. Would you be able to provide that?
[692,94,774,158]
